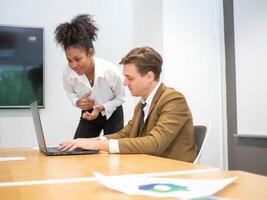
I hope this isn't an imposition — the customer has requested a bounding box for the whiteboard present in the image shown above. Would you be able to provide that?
[234,0,267,137]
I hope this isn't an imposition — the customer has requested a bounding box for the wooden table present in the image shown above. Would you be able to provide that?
[0,148,266,199]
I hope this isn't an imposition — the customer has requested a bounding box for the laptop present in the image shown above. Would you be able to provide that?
[30,101,98,156]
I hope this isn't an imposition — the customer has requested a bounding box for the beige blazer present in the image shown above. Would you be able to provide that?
[106,83,197,162]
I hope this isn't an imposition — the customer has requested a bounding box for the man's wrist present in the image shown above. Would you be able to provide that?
[98,140,109,152]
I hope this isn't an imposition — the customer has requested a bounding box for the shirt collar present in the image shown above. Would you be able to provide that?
[68,67,78,79]
[94,57,104,78]
[141,81,161,106]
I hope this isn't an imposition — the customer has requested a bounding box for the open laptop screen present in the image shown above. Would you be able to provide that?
[30,101,98,156]
[30,101,47,152]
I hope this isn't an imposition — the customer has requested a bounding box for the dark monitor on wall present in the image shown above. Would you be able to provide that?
[0,25,44,108]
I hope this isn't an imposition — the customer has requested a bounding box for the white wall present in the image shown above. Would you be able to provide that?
[131,0,163,105]
[132,0,163,54]
[163,0,226,168]
[0,0,226,169]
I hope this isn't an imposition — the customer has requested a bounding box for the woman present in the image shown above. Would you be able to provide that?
[54,14,125,138]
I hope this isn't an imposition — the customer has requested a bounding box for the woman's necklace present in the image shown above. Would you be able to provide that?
[87,63,95,87]
[89,78,94,85]
[88,73,94,86]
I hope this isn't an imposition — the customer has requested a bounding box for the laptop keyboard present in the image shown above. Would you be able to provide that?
[47,147,61,152]
[45,146,97,155]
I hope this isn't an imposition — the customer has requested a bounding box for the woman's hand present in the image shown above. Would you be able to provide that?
[76,92,95,110]
[82,104,104,121]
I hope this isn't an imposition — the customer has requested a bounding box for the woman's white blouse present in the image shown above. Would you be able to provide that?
[63,57,126,119]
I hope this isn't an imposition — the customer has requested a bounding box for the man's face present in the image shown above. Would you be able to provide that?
[65,47,92,75]
[123,63,150,98]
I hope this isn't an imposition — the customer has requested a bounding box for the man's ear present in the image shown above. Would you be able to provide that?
[147,71,155,83]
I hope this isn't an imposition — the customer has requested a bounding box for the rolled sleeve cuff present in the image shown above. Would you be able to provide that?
[108,139,120,153]
[102,103,114,119]
[68,96,79,107]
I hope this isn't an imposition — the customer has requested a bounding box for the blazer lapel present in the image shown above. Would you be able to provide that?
[138,83,165,136]
[146,83,165,119]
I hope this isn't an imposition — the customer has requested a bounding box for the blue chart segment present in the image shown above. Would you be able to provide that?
[138,183,188,193]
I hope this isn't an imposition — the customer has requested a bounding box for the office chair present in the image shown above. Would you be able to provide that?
[193,123,210,164]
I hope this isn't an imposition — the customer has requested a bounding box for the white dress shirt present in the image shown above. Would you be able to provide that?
[108,81,161,153]
[63,57,126,119]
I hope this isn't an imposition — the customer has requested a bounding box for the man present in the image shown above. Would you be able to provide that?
[59,46,197,162]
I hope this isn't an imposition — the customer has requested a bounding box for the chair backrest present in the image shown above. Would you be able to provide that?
[193,124,210,164]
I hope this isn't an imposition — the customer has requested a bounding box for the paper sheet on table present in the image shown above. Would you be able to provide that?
[93,172,236,199]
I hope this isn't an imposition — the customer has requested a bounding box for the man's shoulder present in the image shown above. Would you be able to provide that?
[159,84,185,99]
